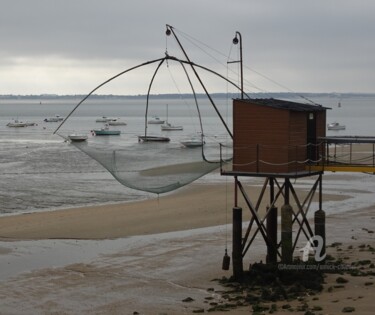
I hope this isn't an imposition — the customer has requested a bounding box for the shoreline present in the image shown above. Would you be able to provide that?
[0,178,374,314]
[0,178,354,241]
[0,199,373,314]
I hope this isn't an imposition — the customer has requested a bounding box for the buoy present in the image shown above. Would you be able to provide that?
[222,249,230,270]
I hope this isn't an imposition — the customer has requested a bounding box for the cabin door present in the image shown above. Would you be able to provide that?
[307,112,317,162]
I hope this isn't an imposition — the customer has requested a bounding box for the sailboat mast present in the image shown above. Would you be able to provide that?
[166,104,168,123]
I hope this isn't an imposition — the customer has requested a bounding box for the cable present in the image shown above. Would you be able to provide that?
[173,27,320,105]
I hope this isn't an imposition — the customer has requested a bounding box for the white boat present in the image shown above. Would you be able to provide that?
[95,116,117,122]
[7,119,27,127]
[327,122,346,130]
[160,105,183,131]
[92,124,121,136]
[44,115,64,122]
[96,116,110,122]
[24,121,37,126]
[68,133,88,142]
[161,123,183,131]
[108,119,127,126]
[148,116,165,124]
[180,138,205,148]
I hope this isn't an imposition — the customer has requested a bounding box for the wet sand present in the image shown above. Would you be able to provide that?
[0,180,374,314]
[0,179,348,240]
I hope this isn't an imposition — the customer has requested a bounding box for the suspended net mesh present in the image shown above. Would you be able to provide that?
[54,55,235,194]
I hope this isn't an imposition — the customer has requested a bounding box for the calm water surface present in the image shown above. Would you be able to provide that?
[0,94,374,215]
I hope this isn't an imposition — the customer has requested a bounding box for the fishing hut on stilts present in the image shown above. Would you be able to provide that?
[220,97,329,280]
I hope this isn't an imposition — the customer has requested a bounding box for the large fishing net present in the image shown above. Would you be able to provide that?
[54,40,239,193]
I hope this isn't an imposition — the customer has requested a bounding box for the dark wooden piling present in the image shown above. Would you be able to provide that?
[281,204,293,263]
[314,209,326,259]
[266,206,278,263]
[232,206,243,280]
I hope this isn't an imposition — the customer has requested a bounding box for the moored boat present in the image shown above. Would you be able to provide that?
[24,121,37,126]
[160,104,183,131]
[161,122,183,131]
[44,115,64,122]
[147,117,165,124]
[108,119,127,126]
[92,124,121,136]
[138,135,170,142]
[327,122,346,130]
[180,138,205,148]
[95,116,117,122]
[6,119,28,127]
[68,133,88,142]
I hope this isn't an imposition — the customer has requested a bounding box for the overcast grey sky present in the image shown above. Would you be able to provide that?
[1,0,374,95]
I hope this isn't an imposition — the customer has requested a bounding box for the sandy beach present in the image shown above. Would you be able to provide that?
[0,177,374,314]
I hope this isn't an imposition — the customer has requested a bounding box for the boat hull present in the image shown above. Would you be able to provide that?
[138,135,170,142]
[327,123,346,130]
[108,121,127,126]
[93,130,121,136]
[68,134,88,142]
[44,116,63,122]
[328,126,345,130]
[181,141,204,147]
[148,117,165,124]
[161,126,183,131]
[7,123,27,127]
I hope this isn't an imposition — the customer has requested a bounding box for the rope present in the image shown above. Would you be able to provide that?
[53,57,166,135]
[225,169,228,250]
[172,26,319,104]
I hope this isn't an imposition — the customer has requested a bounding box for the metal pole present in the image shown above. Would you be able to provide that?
[232,31,244,99]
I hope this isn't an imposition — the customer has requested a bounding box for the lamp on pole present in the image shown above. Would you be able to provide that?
[232,31,244,99]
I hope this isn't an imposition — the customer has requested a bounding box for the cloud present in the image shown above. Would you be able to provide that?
[0,0,374,94]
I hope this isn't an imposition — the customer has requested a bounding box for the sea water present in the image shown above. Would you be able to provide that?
[0,95,232,214]
[0,93,375,215]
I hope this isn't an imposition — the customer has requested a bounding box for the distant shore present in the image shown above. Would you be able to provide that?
[1,92,375,101]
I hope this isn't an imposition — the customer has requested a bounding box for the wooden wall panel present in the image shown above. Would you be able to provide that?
[232,99,326,174]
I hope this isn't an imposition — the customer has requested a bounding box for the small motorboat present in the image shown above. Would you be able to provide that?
[327,122,346,130]
[180,138,205,148]
[24,121,37,126]
[92,124,121,136]
[7,119,27,127]
[96,116,111,122]
[44,115,64,122]
[147,117,165,124]
[68,133,88,142]
[108,119,127,126]
[138,135,170,142]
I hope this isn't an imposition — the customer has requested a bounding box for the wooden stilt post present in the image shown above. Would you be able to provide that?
[266,206,278,263]
[281,204,293,263]
[314,209,326,259]
[267,177,278,263]
[232,206,243,280]
[314,174,326,259]
[281,179,293,263]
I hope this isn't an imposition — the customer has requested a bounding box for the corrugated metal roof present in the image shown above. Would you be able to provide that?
[236,98,330,112]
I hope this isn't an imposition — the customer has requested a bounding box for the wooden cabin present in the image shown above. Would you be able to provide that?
[232,98,328,175]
